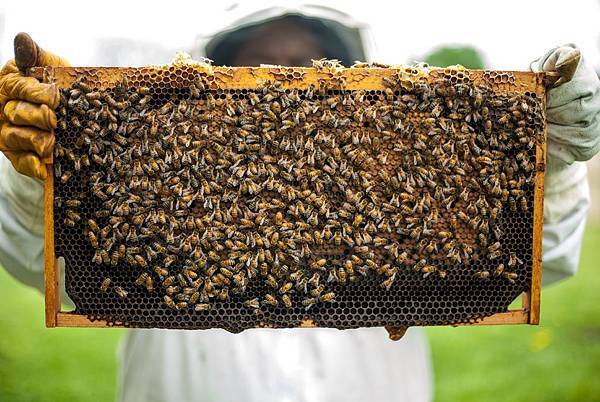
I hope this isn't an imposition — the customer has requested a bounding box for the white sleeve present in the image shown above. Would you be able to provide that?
[0,154,46,291]
[541,159,590,286]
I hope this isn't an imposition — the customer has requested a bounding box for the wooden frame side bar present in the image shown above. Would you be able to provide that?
[44,164,60,327]
[528,81,548,325]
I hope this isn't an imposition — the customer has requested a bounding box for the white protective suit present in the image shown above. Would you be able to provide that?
[1,6,599,402]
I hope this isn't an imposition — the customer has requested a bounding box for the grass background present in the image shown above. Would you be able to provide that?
[1,227,599,402]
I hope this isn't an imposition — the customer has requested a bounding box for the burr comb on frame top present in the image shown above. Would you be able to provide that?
[34,62,548,336]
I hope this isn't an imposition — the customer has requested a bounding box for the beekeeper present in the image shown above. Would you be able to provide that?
[1,5,599,402]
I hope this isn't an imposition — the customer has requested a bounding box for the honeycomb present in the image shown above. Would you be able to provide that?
[44,63,546,331]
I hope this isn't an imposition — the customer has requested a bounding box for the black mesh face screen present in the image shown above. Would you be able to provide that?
[51,66,544,331]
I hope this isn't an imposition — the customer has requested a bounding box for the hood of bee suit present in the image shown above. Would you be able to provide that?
[189,4,377,66]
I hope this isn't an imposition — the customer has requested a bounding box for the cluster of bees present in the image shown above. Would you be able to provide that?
[54,64,542,315]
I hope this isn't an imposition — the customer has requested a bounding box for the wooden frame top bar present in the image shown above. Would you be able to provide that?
[32,66,549,94]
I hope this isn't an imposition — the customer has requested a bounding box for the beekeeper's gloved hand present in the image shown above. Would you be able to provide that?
[0,33,69,179]
[530,44,600,165]
[530,45,600,285]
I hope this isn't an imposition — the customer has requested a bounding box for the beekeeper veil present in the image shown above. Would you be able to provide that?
[190,4,377,66]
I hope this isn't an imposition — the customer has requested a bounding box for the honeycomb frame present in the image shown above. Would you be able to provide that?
[32,65,549,331]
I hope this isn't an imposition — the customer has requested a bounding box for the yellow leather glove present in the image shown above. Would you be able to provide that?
[0,33,70,179]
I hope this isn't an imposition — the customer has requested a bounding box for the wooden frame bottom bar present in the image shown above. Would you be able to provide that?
[54,308,530,329]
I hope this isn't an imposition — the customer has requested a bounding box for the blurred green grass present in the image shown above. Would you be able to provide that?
[1,226,599,402]
[0,274,125,401]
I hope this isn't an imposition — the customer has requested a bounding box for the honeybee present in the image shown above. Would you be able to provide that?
[114,286,128,299]
[437,231,452,239]
[274,211,283,225]
[310,258,327,271]
[248,93,260,105]
[425,240,438,254]
[243,298,260,309]
[263,294,278,307]
[352,214,363,227]
[503,272,518,282]
[195,303,211,312]
[488,250,502,260]
[380,274,396,291]
[99,225,111,239]
[65,199,81,208]
[87,219,100,232]
[302,297,317,310]
[490,208,500,220]
[281,294,293,308]
[162,275,176,288]
[134,255,148,268]
[412,259,427,273]
[189,291,200,304]
[409,226,422,240]
[99,250,110,264]
[87,231,99,248]
[520,197,528,211]
[508,252,523,267]
[509,197,517,212]
[308,273,320,288]
[421,264,437,275]
[279,282,293,294]
[163,283,181,296]
[484,120,492,134]
[396,251,408,265]
[319,292,335,303]
[310,284,325,297]
[265,274,278,289]
[492,225,503,241]
[66,209,81,222]
[100,277,111,292]
[164,295,176,309]
[488,242,501,252]
[135,272,149,286]
[474,271,490,279]
[333,231,342,246]
[217,288,229,301]
[295,277,308,294]
[108,250,119,266]
[338,267,347,284]
[478,233,488,247]
[164,255,177,267]
[92,250,103,265]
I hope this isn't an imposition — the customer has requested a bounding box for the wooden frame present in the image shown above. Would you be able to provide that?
[37,66,550,329]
